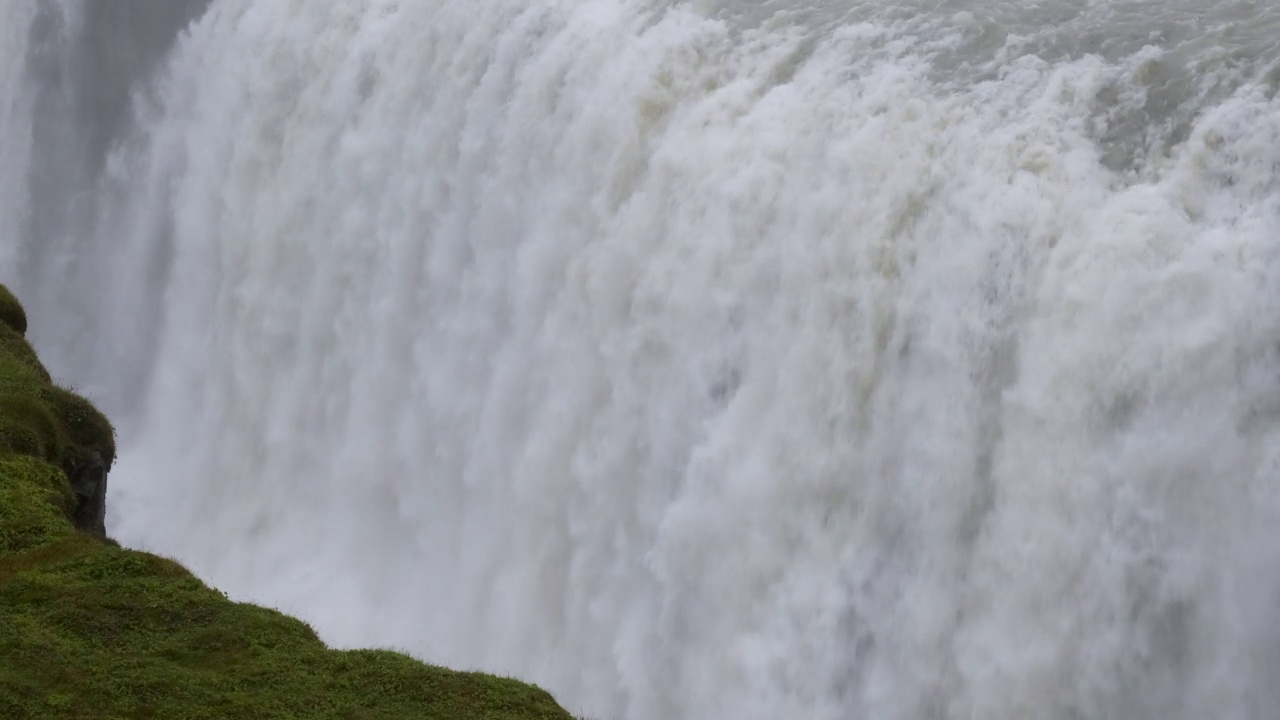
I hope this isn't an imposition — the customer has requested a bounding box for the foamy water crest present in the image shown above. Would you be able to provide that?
[4,1,1280,718]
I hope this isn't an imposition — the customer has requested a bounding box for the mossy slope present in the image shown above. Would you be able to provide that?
[0,285,572,719]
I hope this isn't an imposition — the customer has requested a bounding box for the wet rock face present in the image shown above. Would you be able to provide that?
[69,450,108,536]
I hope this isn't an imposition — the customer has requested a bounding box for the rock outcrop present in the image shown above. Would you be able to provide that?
[68,450,108,535]
[0,292,113,537]
[0,283,574,720]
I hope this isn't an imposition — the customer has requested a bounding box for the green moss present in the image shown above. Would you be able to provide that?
[0,322,51,383]
[39,384,116,468]
[0,284,574,719]
[0,337,110,475]
[0,457,75,553]
[0,284,27,335]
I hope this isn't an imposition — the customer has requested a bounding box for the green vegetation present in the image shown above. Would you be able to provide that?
[0,284,27,336]
[0,284,573,719]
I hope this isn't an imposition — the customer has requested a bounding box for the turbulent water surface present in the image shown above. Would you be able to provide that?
[5,1,1280,718]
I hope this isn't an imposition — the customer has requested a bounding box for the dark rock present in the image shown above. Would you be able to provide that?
[69,450,108,536]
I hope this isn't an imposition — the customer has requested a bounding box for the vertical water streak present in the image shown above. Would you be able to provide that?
[2,0,209,421]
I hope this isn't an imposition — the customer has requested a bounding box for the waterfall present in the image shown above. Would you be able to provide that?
[5,1,1280,717]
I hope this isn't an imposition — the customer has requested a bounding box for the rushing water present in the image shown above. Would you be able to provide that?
[5,1,1280,718]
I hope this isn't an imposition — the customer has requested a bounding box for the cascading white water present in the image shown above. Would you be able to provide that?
[5,1,1280,717]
